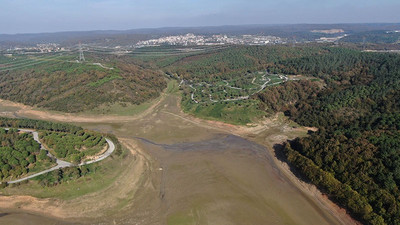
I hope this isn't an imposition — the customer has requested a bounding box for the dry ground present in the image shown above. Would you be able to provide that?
[0,90,359,225]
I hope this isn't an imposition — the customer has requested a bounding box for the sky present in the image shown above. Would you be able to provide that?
[1,0,399,34]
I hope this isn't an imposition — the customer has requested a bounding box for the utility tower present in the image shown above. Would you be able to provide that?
[79,42,85,62]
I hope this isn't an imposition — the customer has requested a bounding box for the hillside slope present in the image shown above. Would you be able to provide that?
[0,54,166,112]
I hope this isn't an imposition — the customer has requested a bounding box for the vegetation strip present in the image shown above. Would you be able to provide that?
[0,128,115,184]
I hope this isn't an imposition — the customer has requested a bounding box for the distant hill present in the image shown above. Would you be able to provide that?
[340,30,400,44]
[1,23,400,48]
[0,32,151,48]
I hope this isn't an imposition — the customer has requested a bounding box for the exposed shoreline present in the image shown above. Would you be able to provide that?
[0,96,359,225]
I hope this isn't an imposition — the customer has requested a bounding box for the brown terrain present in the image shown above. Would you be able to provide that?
[0,88,360,225]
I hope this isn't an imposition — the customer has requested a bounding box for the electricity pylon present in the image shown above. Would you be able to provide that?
[79,42,85,62]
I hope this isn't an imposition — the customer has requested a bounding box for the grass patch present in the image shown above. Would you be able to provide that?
[81,79,178,116]
[81,100,158,116]
[167,211,196,225]
[166,79,180,95]
[182,98,265,125]
[88,74,122,87]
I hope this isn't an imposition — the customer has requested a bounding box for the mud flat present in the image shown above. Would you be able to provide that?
[0,93,356,225]
[133,134,343,225]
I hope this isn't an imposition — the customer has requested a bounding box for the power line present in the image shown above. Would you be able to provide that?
[0,53,75,72]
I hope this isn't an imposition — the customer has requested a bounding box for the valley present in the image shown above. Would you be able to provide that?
[1,0,399,222]
[0,43,399,224]
[0,82,356,225]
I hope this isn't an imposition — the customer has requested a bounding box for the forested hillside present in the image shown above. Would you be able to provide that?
[165,45,325,81]
[0,54,166,112]
[254,48,400,225]
[257,79,323,113]
[161,45,328,124]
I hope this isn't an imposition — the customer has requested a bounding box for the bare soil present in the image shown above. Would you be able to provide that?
[0,93,359,225]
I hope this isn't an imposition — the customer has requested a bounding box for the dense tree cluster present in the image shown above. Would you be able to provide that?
[256,79,322,113]
[255,47,400,224]
[0,128,51,181]
[284,143,385,224]
[35,165,94,187]
[40,130,106,164]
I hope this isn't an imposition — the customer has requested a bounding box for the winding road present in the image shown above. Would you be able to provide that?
[187,72,288,103]
[1,128,115,184]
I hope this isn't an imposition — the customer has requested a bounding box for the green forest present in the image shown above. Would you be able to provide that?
[0,128,52,182]
[33,164,95,187]
[40,130,106,163]
[253,47,400,225]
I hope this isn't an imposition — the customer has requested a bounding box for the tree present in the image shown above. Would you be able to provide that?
[38,149,48,161]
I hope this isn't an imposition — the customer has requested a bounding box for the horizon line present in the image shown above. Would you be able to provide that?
[1,22,400,36]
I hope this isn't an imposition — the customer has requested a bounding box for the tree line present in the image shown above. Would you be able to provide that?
[256,47,400,224]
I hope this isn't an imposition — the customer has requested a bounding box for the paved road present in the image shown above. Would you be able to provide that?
[1,128,115,184]
[78,138,115,166]
[187,72,288,104]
